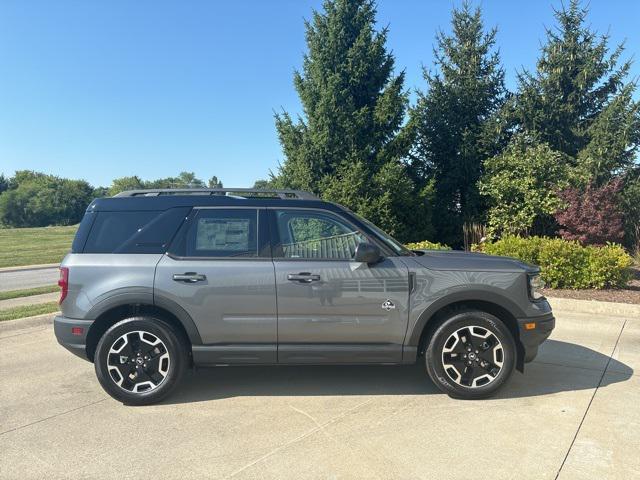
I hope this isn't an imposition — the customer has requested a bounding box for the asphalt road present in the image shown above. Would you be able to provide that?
[0,306,638,479]
[0,266,58,292]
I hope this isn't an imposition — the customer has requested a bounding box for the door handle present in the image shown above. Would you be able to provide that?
[173,272,207,283]
[287,272,321,283]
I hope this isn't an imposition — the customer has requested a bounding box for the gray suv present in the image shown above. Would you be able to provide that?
[54,188,554,405]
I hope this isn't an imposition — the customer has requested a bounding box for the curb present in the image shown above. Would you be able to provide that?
[0,263,59,273]
[547,296,640,318]
[0,312,57,335]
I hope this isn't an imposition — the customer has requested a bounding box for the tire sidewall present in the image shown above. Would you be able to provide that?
[94,316,186,405]
[426,311,516,399]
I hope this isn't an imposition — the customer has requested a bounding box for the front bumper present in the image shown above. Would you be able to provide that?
[53,315,93,361]
[517,311,555,363]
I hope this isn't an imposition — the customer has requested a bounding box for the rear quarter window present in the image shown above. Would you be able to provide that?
[82,208,190,254]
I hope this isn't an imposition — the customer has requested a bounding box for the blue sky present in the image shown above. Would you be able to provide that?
[1,0,639,188]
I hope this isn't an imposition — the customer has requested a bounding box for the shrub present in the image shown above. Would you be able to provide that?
[479,137,570,237]
[536,238,590,288]
[482,236,632,289]
[585,244,634,289]
[555,179,625,246]
[405,240,452,251]
[473,235,544,265]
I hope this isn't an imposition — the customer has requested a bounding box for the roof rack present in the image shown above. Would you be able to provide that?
[113,188,318,200]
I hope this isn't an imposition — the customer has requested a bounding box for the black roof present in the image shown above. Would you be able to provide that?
[88,189,340,212]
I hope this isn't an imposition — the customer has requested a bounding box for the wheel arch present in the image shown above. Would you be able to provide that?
[85,296,202,362]
[409,294,525,372]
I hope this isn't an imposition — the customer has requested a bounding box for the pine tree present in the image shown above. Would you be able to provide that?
[274,0,430,241]
[510,0,640,183]
[482,0,640,239]
[409,2,507,246]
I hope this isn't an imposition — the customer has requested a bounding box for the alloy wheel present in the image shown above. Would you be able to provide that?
[441,325,504,388]
[106,330,170,393]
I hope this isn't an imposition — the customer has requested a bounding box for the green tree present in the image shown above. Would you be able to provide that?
[108,176,144,196]
[479,137,570,236]
[147,171,206,189]
[409,2,507,246]
[0,171,94,227]
[108,172,212,196]
[0,174,8,194]
[273,0,428,241]
[509,0,640,182]
[482,0,640,240]
[208,176,223,188]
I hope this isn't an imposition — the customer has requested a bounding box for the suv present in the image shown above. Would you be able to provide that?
[54,188,554,405]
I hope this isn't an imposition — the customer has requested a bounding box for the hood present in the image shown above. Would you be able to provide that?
[411,249,538,273]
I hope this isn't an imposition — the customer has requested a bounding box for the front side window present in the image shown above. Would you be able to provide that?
[185,209,258,257]
[273,209,366,260]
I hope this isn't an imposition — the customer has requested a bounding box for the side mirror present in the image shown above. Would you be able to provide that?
[354,242,381,264]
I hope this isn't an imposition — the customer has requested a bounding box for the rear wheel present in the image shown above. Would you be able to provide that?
[94,317,187,405]
[425,310,516,399]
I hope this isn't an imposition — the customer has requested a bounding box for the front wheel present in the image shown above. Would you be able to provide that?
[94,317,187,405]
[425,310,516,399]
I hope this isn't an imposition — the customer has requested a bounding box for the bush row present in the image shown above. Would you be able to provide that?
[476,236,633,289]
[405,240,452,251]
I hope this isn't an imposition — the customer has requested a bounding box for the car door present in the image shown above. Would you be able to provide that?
[270,208,410,364]
[154,207,277,364]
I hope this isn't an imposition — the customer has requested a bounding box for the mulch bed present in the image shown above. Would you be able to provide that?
[542,266,640,305]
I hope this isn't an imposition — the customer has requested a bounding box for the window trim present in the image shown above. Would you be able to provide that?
[167,207,270,260]
[267,207,384,262]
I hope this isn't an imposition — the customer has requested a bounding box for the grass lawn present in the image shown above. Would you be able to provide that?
[0,285,60,301]
[0,225,77,268]
[0,301,59,322]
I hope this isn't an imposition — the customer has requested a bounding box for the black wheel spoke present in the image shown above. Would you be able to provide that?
[460,365,476,386]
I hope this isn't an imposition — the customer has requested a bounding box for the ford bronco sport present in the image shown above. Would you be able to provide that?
[54,188,554,405]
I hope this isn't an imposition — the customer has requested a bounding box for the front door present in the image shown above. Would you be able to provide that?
[270,208,410,364]
[155,207,277,364]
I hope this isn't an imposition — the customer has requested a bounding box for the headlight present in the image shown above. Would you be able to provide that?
[528,274,545,300]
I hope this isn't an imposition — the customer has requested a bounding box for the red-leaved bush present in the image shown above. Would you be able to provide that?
[555,179,625,246]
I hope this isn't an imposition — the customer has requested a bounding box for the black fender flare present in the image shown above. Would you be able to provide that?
[153,294,203,345]
[406,289,526,347]
[85,291,203,346]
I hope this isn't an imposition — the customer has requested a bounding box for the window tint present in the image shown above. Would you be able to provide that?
[84,211,159,253]
[185,209,258,257]
[273,210,366,259]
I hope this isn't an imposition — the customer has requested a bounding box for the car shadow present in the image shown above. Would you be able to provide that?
[163,339,634,404]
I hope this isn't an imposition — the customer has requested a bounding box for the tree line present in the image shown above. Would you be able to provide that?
[1,0,638,254]
[0,171,222,227]
[268,0,640,251]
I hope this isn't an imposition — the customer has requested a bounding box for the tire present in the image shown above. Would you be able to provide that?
[425,310,516,399]
[94,316,187,405]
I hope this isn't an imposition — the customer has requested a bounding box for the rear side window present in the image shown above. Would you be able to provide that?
[83,208,189,254]
[185,209,258,258]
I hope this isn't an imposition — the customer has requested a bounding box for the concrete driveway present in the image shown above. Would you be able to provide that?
[0,305,637,479]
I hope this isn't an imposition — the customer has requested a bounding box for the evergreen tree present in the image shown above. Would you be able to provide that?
[510,0,640,182]
[274,0,429,241]
[482,0,640,239]
[208,176,223,188]
[409,2,506,246]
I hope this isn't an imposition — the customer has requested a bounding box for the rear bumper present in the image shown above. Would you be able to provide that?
[53,315,93,361]
[517,311,555,363]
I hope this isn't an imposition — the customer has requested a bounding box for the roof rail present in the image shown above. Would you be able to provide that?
[113,188,318,200]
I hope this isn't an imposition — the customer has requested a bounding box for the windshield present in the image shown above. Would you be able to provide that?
[347,210,414,256]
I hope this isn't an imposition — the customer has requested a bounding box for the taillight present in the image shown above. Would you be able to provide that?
[58,267,69,304]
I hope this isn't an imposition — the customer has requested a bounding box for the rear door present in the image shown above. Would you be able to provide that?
[270,208,410,364]
[154,207,277,364]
